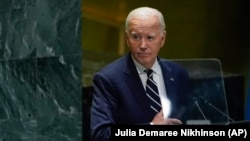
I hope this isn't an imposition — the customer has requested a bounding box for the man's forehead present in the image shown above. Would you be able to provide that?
[130,16,159,26]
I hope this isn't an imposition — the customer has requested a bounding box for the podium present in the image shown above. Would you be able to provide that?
[228,120,250,125]
[170,58,243,125]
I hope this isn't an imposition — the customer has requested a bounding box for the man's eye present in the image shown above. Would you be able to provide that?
[147,36,155,40]
[133,35,141,40]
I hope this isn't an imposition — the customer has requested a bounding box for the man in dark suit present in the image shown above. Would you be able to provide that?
[90,6,190,141]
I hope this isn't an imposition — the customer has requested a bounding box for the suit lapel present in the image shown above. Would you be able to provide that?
[159,59,176,104]
[123,54,156,120]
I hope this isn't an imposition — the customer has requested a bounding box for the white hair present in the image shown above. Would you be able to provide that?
[125,7,166,31]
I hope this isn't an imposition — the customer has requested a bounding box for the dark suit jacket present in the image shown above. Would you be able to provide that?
[90,52,190,140]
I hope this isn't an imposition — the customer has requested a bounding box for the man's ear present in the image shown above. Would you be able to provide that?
[161,31,167,47]
[125,30,130,47]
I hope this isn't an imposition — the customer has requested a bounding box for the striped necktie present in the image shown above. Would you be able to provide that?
[145,69,162,113]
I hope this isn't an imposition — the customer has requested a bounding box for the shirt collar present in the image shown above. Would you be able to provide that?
[131,54,161,75]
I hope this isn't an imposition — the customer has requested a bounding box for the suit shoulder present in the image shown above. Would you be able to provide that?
[97,56,125,75]
[159,58,187,71]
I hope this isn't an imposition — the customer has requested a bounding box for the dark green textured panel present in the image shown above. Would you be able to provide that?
[0,0,82,140]
[0,0,81,60]
[0,55,82,141]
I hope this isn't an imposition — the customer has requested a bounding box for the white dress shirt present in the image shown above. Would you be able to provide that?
[131,56,171,119]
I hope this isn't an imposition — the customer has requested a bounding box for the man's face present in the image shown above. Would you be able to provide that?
[126,16,166,68]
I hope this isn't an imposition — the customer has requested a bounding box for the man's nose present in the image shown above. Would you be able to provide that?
[139,38,147,48]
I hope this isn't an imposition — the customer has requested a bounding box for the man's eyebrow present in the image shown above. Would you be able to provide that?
[130,31,138,34]
[129,31,157,36]
[148,33,157,36]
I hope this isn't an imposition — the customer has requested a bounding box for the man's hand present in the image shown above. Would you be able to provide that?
[151,109,182,125]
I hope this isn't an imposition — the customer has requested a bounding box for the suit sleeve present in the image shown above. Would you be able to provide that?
[90,72,119,141]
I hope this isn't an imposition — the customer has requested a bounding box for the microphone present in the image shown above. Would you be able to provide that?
[186,97,211,125]
[204,99,235,122]
[193,97,208,120]
[198,96,235,123]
